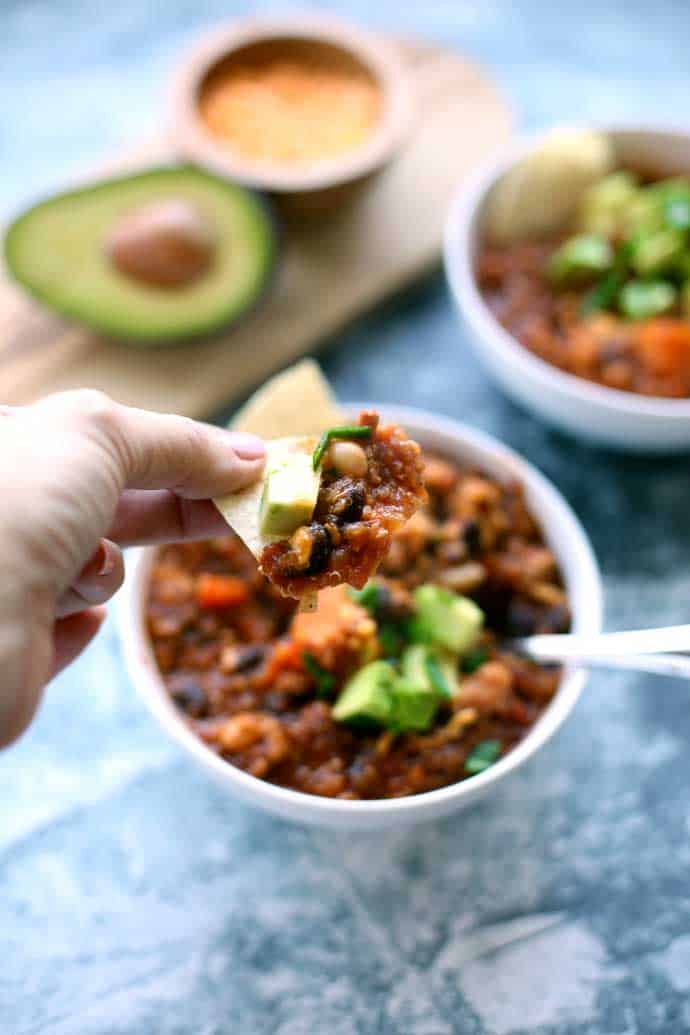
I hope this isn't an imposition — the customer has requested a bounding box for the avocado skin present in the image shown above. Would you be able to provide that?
[4,165,278,346]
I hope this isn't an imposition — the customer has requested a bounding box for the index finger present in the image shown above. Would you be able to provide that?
[39,391,266,499]
[114,408,266,497]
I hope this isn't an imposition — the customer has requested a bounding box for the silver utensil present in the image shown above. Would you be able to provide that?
[509,624,690,679]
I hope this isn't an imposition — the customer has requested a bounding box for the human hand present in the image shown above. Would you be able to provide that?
[0,390,265,748]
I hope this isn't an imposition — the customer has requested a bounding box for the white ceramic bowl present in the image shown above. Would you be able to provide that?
[118,405,602,830]
[444,126,690,452]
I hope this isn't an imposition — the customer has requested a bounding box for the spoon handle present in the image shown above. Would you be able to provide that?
[513,651,690,680]
[511,624,690,659]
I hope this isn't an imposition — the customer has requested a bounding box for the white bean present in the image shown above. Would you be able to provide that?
[327,440,368,478]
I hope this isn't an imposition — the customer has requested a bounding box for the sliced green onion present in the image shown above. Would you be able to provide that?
[379,622,405,659]
[465,739,502,775]
[462,646,489,674]
[581,240,633,316]
[302,652,335,698]
[348,582,380,613]
[424,654,453,699]
[581,271,622,315]
[312,434,331,472]
[312,425,373,470]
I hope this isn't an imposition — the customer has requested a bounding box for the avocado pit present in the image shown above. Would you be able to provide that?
[106,199,216,288]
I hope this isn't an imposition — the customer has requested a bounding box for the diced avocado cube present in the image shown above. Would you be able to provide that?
[409,586,484,655]
[259,453,321,537]
[401,645,457,699]
[578,171,639,237]
[631,229,686,276]
[332,660,395,726]
[434,652,460,696]
[624,190,665,237]
[389,678,439,733]
[547,234,613,285]
[619,279,677,320]
[401,644,433,690]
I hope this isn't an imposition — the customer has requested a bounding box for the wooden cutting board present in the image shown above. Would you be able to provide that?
[0,38,512,418]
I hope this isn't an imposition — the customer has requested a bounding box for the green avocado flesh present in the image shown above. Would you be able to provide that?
[408,585,484,655]
[332,661,395,726]
[259,453,321,537]
[4,166,275,345]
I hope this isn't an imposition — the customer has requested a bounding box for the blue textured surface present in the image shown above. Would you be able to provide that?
[4,3,690,1033]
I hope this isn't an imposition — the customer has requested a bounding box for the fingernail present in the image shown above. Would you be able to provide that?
[226,432,266,460]
[98,540,116,577]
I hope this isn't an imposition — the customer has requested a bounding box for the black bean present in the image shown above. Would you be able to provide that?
[505,599,541,638]
[374,584,414,623]
[474,580,511,631]
[348,759,368,778]
[337,485,366,523]
[463,519,481,555]
[320,479,366,524]
[170,679,208,717]
[305,524,332,575]
[541,604,571,635]
[234,644,269,672]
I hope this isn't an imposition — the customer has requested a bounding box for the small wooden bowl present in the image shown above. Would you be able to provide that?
[170,14,413,215]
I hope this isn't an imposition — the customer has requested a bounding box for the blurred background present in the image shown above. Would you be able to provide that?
[4,3,690,1034]
[5,1,690,206]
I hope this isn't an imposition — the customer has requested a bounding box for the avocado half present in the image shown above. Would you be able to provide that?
[4,165,276,345]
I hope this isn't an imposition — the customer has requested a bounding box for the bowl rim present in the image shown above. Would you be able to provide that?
[170,13,413,194]
[444,122,690,420]
[118,403,603,821]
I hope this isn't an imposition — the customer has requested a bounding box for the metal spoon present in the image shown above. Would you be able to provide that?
[508,624,690,679]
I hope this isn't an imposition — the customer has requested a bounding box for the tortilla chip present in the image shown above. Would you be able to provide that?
[215,360,340,596]
[215,361,412,612]
[215,435,318,560]
[231,358,344,438]
[484,128,614,245]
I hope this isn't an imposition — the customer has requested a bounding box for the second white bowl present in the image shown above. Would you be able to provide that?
[444,126,690,452]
